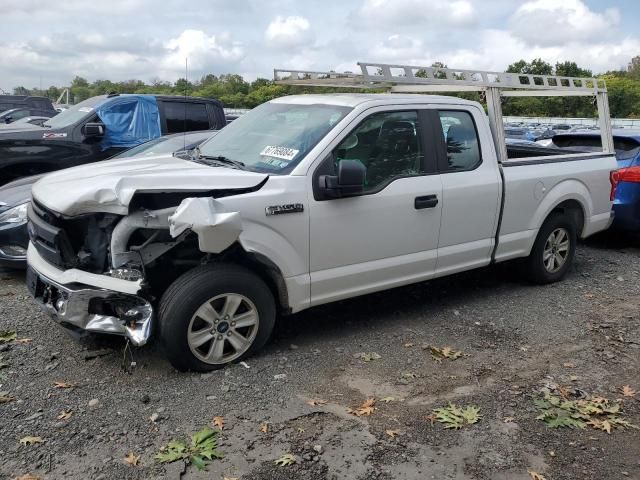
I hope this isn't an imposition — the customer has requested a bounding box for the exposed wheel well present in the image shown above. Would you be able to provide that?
[550,200,585,237]
[144,238,290,315]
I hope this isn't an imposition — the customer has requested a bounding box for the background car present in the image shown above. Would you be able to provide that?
[551,129,640,231]
[0,116,50,128]
[0,130,216,268]
[0,107,56,124]
[0,95,57,121]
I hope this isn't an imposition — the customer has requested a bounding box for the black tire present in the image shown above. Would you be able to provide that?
[523,212,576,284]
[158,263,276,372]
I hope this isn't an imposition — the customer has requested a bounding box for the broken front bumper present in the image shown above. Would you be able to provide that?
[26,244,153,346]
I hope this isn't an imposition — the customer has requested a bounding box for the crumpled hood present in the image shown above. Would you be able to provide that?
[31,154,269,216]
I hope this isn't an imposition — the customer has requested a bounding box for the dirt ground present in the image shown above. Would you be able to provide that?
[1,232,639,480]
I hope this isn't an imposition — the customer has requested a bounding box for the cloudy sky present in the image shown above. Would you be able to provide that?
[2,0,639,91]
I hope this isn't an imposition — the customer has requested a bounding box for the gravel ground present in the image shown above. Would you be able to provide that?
[1,232,639,480]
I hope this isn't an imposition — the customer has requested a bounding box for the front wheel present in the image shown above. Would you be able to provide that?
[158,264,276,372]
[523,213,576,284]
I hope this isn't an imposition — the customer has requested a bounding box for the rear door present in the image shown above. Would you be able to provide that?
[433,108,502,275]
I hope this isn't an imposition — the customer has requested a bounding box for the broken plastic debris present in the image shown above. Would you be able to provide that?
[169,197,242,253]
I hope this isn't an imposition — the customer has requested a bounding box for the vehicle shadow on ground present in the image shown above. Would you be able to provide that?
[583,229,640,251]
[270,262,525,350]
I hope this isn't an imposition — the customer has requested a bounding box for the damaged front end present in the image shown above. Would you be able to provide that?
[26,194,247,347]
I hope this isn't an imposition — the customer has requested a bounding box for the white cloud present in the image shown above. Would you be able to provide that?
[161,30,245,74]
[510,0,620,47]
[357,0,476,26]
[265,15,314,49]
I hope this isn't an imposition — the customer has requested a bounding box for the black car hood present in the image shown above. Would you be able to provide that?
[0,174,42,207]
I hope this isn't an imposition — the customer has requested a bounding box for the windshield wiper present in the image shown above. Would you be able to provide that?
[192,147,246,170]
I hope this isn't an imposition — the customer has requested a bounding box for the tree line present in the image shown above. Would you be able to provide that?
[10,56,640,118]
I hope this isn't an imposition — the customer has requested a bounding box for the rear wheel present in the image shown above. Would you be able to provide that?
[158,264,276,372]
[523,213,576,284]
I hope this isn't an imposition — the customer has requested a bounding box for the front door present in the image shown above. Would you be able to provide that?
[308,108,443,306]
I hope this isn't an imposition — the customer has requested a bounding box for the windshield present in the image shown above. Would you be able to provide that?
[111,132,214,159]
[197,101,352,173]
[43,96,106,129]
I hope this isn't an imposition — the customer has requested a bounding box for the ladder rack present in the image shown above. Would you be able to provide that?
[273,61,614,160]
[274,61,606,95]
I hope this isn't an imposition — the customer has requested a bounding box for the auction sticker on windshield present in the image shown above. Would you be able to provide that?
[260,145,299,162]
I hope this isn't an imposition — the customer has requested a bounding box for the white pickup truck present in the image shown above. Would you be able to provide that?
[25,64,617,371]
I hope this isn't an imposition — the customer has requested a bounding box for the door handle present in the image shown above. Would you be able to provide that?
[414,195,439,209]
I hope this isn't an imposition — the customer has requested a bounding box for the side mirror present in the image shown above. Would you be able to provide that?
[4,117,12,124]
[319,159,366,198]
[82,122,105,137]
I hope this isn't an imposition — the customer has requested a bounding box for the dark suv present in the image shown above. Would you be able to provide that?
[0,94,226,185]
[0,95,57,123]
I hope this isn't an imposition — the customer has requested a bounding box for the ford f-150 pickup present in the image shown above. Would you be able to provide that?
[25,63,618,371]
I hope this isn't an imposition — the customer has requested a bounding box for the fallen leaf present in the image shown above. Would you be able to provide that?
[125,452,140,466]
[14,474,42,480]
[0,330,16,343]
[622,385,636,398]
[430,346,463,362]
[563,363,575,368]
[558,385,571,400]
[14,338,33,344]
[403,342,414,348]
[0,394,15,404]
[275,453,297,467]
[588,419,612,434]
[528,469,547,480]
[53,381,75,389]
[432,403,482,429]
[349,398,376,417]
[57,411,72,420]
[380,396,395,403]
[385,429,400,438]
[425,413,437,425]
[19,436,43,446]
[354,352,381,362]
[307,399,328,406]
[259,422,269,433]
[212,416,225,431]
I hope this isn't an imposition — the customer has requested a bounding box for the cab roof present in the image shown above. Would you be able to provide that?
[270,93,480,108]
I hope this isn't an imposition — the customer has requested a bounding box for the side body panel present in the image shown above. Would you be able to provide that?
[214,176,311,312]
[496,154,617,262]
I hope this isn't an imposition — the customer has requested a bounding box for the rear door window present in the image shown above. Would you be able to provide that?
[164,102,210,133]
[437,111,481,172]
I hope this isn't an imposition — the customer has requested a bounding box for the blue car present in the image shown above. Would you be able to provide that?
[552,130,640,231]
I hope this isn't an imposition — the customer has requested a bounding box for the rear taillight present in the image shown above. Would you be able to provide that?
[610,166,640,200]
[617,166,640,183]
[610,170,620,201]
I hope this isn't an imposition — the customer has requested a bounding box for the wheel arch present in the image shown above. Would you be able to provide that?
[529,179,592,240]
[214,243,291,315]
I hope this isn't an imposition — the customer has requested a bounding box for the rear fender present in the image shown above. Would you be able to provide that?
[529,179,591,238]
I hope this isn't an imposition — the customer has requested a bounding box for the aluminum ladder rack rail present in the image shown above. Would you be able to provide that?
[273,61,614,161]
